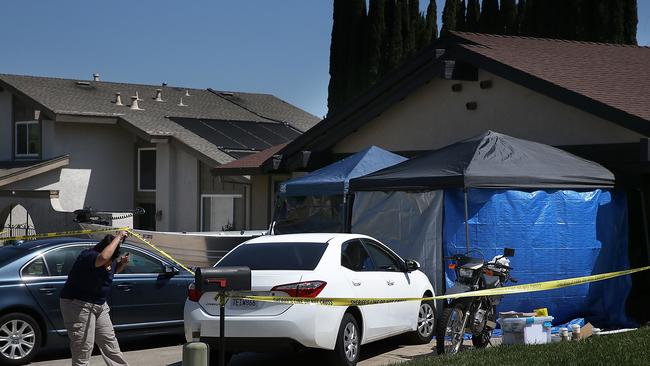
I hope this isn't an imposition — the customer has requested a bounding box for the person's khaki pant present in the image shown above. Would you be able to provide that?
[60,299,129,366]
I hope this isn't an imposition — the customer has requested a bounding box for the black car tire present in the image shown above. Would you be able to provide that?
[330,312,361,366]
[406,299,436,344]
[0,312,42,366]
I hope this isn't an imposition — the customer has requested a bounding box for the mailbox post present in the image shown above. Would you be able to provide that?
[195,267,251,366]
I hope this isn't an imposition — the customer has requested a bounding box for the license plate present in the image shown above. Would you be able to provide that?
[230,298,258,309]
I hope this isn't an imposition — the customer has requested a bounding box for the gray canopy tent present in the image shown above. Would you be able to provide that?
[350,131,615,252]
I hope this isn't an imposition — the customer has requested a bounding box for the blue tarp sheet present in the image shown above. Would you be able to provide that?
[444,189,635,328]
[280,146,406,197]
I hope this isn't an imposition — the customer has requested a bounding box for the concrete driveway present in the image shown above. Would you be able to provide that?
[30,336,442,366]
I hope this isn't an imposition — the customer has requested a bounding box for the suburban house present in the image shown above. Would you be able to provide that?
[214,31,650,320]
[215,31,650,228]
[0,73,319,234]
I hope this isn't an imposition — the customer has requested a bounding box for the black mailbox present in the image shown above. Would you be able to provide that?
[195,266,251,293]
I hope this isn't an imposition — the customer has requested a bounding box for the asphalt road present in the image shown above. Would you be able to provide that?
[30,335,445,366]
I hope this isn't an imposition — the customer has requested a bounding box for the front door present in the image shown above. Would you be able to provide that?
[109,245,188,331]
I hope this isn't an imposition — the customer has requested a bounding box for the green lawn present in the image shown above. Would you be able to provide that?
[400,327,649,366]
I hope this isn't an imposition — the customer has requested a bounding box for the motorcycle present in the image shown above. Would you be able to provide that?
[436,248,517,355]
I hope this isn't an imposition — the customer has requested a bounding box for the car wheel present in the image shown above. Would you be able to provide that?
[330,312,361,366]
[0,313,41,366]
[406,300,435,344]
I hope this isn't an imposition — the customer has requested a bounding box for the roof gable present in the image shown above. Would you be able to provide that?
[265,32,650,173]
[0,74,319,164]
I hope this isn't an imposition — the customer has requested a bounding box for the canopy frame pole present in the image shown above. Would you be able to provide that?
[464,188,470,254]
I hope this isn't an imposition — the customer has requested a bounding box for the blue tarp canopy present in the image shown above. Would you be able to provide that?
[279,146,407,197]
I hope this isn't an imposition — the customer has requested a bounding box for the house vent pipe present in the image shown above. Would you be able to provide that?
[178,97,187,107]
[130,96,143,110]
[115,92,123,106]
[135,91,142,101]
[93,73,100,81]
[155,89,164,102]
[185,89,190,97]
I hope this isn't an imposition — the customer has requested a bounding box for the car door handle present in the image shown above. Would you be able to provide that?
[38,286,56,295]
[386,280,395,286]
[116,283,133,291]
[351,280,362,287]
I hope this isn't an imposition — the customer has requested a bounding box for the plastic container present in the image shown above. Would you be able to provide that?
[498,316,554,345]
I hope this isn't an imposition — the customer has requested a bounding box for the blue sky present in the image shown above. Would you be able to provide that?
[0,1,648,119]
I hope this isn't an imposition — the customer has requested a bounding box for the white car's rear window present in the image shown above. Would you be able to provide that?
[216,242,327,270]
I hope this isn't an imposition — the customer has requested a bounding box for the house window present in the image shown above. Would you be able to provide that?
[201,194,244,231]
[138,148,156,192]
[15,121,40,157]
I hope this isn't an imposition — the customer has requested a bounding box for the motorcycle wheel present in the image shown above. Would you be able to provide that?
[435,303,466,355]
[471,305,496,349]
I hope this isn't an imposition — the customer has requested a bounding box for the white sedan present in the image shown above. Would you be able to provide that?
[183,233,435,366]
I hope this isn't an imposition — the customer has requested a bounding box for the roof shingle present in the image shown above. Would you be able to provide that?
[0,74,320,164]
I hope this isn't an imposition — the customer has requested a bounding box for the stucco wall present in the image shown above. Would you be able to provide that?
[8,121,135,212]
[0,90,12,160]
[334,70,644,154]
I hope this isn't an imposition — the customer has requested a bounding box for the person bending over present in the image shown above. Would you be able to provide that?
[59,231,131,366]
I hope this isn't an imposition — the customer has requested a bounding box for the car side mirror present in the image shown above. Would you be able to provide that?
[405,259,420,272]
[504,248,515,257]
[163,264,180,276]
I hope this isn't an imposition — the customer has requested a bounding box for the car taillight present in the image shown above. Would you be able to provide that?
[271,280,327,298]
[187,282,203,302]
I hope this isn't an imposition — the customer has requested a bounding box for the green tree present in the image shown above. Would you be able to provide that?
[327,0,350,114]
[366,0,386,87]
[383,0,404,74]
[516,0,526,35]
[500,0,517,35]
[441,0,459,34]
[623,0,638,44]
[456,0,467,32]
[466,0,480,32]
[346,0,367,101]
[479,0,501,34]
[419,0,438,48]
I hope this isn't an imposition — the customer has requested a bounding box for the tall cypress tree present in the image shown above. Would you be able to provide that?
[346,0,367,101]
[366,0,386,88]
[456,1,467,32]
[500,0,517,35]
[399,0,413,60]
[516,0,526,35]
[383,0,404,74]
[441,0,458,34]
[420,0,438,48]
[327,0,349,114]
[479,0,501,34]
[623,0,638,45]
[466,0,480,32]
[406,0,420,57]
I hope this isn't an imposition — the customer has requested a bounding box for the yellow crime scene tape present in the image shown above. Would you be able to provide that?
[0,227,130,242]
[125,228,195,275]
[0,226,195,276]
[230,265,650,306]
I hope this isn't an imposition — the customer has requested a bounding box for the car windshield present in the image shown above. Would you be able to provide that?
[0,246,27,268]
[216,242,328,270]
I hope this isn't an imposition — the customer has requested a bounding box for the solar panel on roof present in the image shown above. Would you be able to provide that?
[169,117,298,151]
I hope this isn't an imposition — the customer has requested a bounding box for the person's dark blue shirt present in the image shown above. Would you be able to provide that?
[60,249,116,305]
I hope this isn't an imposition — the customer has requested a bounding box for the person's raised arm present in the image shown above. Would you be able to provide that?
[95,231,128,267]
